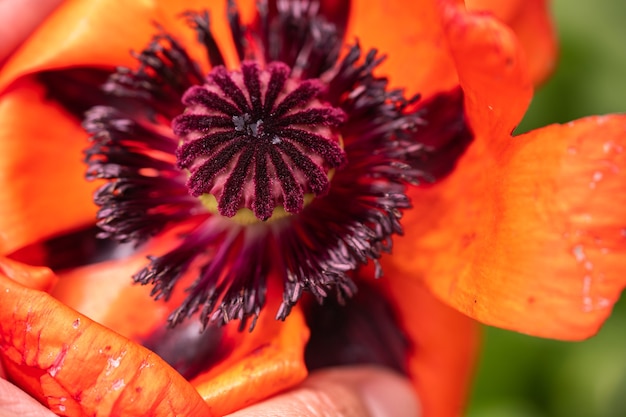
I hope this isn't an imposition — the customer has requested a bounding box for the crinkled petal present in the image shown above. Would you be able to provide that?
[466,0,558,85]
[0,0,240,92]
[0,263,211,416]
[51,235,309,416]
[0,78,98,255]
[2,255,310,416]
[376,275,478,417]
[391,115,626,340]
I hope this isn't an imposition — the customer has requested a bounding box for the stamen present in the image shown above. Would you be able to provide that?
[79,1,473,331]
[83,106,196,244]
[182,10,226,67]
[261,0,342,78]
[103,31,204,119]
[173,61,346,222]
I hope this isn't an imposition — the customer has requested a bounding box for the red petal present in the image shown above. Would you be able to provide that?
[0,0,240,92]
[439,1,533,140]
[3,255,310,415]
[344,0,459,98]
[0,265,211,416]
[52,252,172,341]
[391,115,626,340]
[466,0,558,85]
[383,278,477,417]
[52,235,309,415]
[192,280,309,415]
[0,257,57,292]
[0,78,98,255]
[346,1,533,144]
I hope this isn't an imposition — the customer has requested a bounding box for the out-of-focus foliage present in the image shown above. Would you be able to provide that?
[468,1,626,416]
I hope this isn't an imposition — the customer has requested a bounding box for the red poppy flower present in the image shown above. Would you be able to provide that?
[1,1,624,417]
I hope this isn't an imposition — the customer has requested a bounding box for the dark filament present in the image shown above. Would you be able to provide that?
[77,1,473,331]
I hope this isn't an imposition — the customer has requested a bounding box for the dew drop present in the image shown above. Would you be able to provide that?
[108,356,121,368]
[106,354,123,376]
[592,171,604,182]
[582,274,593,312]
[112,378,125,391]
[572,245,586,262]
[603,140,624,154]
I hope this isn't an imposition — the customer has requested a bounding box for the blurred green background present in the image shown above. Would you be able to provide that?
[467,0,626,416]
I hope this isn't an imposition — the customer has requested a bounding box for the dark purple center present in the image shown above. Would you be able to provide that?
[173,61,346,221]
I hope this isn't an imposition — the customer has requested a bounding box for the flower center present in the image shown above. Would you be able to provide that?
[173,61,346,223]
[79,2,473,330]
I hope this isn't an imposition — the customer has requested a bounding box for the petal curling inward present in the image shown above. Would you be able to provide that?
[438,1,533,140]
[0,0,239,93]
[0,79,98,255]
[465,0,557,85]
[393,115,626,340]
[192,282,309,416]
[0,272,212,417]
[0,257,57,294]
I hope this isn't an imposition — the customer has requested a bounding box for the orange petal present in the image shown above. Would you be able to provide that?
[192,279,309,415]
[439,1,533,140]
[52,235,309,415]
[346,1,533,140]
[50,228,194,340]
[344,0,459,98]
[391,114,626,340]
[0,0,239,92]
[466,0,558,85]
[0,257,57,292]
[0,271,212,416]
[375,275,478,417]
[52,251,172,341]
[0,78,98,255]
[3,254,310,415]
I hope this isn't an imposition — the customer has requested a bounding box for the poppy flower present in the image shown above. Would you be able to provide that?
[1,0,624,416]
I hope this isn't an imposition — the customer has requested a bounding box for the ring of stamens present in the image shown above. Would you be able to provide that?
[82,3,473,331]
[173,61,346,222]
